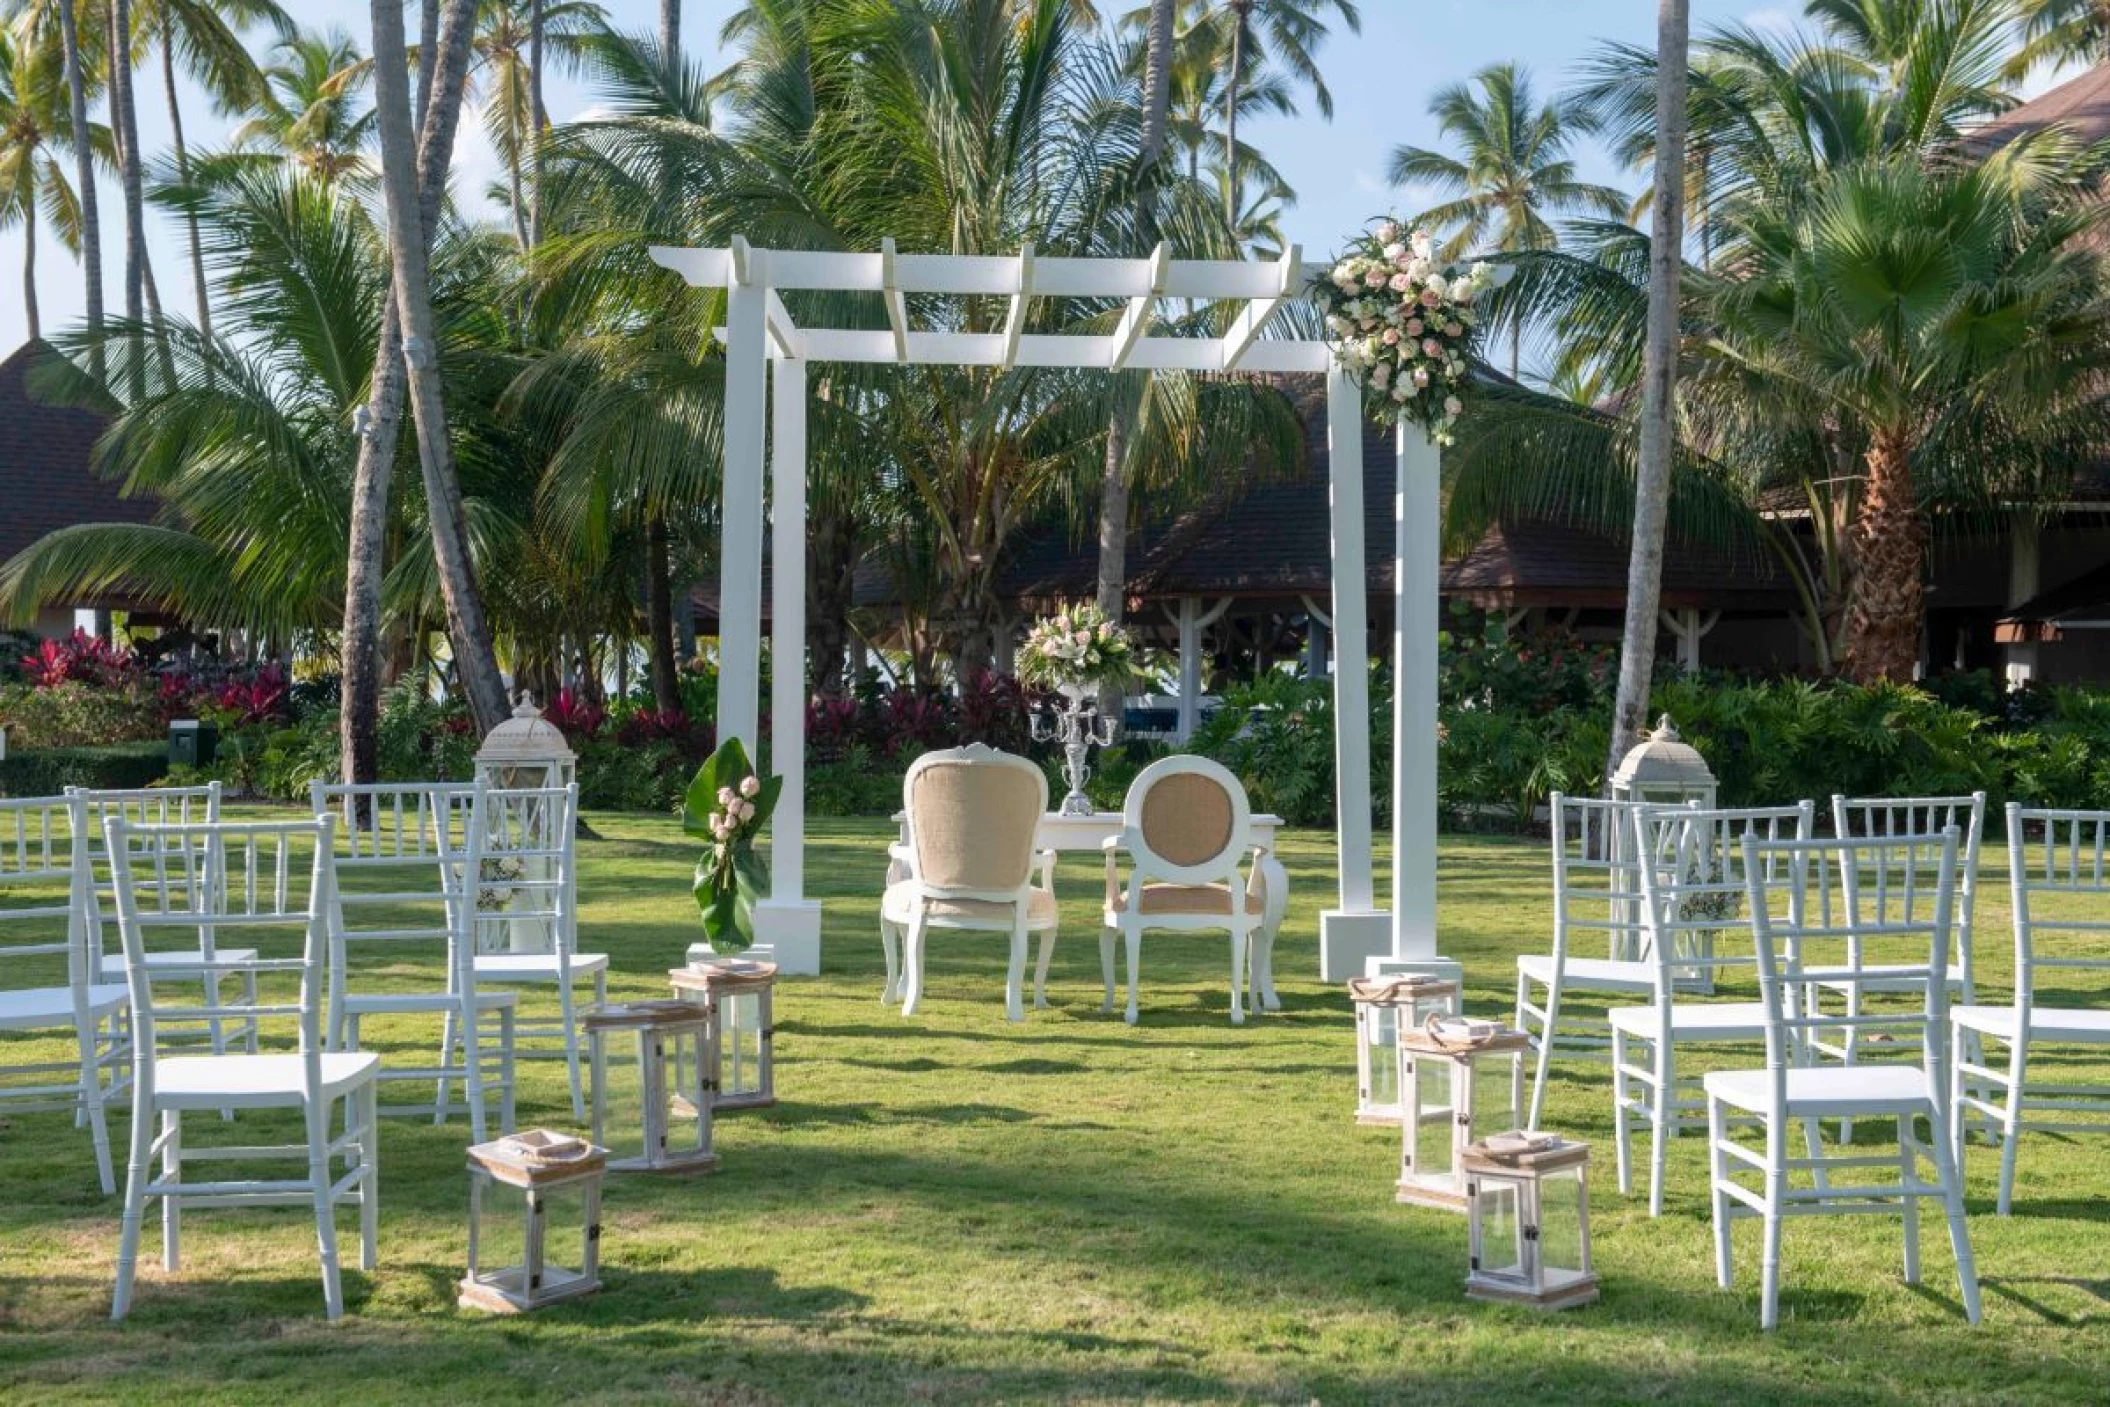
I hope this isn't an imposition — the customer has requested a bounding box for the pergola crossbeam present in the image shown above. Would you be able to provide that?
[650,245,1302,302]
[882,237,910,362]
[1222,244,1299,371]
[1002,243,1035,368]
[1109,244,1169,371]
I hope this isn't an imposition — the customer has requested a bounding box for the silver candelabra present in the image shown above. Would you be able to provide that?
[1032,684,1118,816]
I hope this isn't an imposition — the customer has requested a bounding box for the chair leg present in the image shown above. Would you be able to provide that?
[1612,1025,1634,1197]
[1708,1093,1733,1290]
[1228,923,1248,1027]
[880,917,900,1003]
[461,993,487,1144]
[499,1006,518,1134]
[358,1083,379,1273]
[1928,1099,1982,1325]
[434,1004,457,1127]
[80,1018,117,1196]
[1760,1128,1787,1331]
[1997,1035,2028,1217]
[1523,972,1557,1131]
[1098,929,1116,1013]
[1649,1040,1674,1219]
[558,973,585,1122]
[1123,922,1142,1026]
[1257,925,1281,1011]
[902,913,929,1016]
[160,1109,182,1271]
[307,1095,345,1321]
[1032,927,1056,1010]
[1004,919,1028,1024]
[112,1090,153,1321]
[1898,1115,1921,1285]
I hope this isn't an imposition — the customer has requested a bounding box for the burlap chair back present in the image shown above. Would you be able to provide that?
[1140,771,1236,868]
[905,747,1045,892]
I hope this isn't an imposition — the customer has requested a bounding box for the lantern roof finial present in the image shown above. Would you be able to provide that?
[1611,714,1715,790]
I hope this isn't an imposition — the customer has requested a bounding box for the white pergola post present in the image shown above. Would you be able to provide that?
[717,245,767,757]
[755,355,822,973]
[1387,425,1447,969]
[2006,517,2041,689]
[1319,367,1390,981]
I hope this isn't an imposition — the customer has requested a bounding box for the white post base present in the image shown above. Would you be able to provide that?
[687,898,823,976]
[1362,953,1464,987]
[1320,910,1393,983]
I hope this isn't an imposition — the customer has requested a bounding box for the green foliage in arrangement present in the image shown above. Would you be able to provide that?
[684,738,781,953]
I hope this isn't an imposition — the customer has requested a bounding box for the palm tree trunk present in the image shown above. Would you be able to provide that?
[22,210,38,343]
[370,0,510,735]
[506,134,528,250]
[1605,0,1690,779]
[646,516,682,715]
[56,0,101,378]
[659,0,679,56]
[342,0,484,783]
[1841,428,1925,683]
[1223,4,1247,227]
[809,501,856,699]
[416,0,440,132]
[528,0,545,250]
[108,0,146,384]
[161,13,211,342]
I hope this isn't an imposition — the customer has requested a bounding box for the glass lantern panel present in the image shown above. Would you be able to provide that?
[1467,1051,1519,1143]
[723,992,765,1101]
[528,1177,596,1296]
[1410,1056,1456,1183]
[1538,1165,1586,1276]
[472,1174,527,1292]
[1475,1178,1525,1281]
[662,1027,712,1156]
[1363,1005,1399,1113]
[594,1028,651,1166]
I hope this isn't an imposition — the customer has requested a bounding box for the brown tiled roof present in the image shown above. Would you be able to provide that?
[1967,63,2110,152]
[0,341,150,567]
[1440,519,1791,610]
[1996,557,2110,641]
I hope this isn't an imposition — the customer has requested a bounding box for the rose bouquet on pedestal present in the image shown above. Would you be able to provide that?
[1017,602,1135,698]
[1312,221,1503,445]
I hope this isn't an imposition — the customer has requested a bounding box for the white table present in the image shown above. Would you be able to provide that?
[888,810,1288,1011]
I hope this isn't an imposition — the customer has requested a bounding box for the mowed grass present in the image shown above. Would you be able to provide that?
[1,810,2107,1405]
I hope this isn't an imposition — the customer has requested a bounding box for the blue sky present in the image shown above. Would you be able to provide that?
[0,1,2046,354]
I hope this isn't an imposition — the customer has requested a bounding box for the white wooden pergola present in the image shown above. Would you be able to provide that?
[649,237,1454,984]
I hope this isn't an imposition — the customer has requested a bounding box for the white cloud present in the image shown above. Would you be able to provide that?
[1742,6,1797,36]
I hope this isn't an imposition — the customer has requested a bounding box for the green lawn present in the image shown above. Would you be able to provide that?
[2,814,2105,1404]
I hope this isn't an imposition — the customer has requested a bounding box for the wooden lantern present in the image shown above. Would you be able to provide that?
[460,1130,606,1313]
[584,1000,718,1174]
[1396,1019,1529,1210]
[1348,975,1461,1126]
[670,958,778,1111]
[1464,1132,1599,1310]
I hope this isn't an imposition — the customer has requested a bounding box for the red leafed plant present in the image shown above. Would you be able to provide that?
[21,629,137,689]
[211,663,290,725]
[543,687,607,739]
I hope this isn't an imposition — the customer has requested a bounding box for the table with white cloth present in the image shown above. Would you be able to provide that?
[888,810,1289,1010]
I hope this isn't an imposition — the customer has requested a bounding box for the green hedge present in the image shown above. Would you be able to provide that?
[0,741,169,796]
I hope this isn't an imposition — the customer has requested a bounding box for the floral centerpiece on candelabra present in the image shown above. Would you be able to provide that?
[1311,221,1504,446]
[1018,603,1135,816]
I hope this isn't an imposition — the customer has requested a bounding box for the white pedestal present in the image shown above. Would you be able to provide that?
[689,898,822,976]
[1320,910,1393,983]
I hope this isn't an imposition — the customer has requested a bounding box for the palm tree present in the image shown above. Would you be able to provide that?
[1606,0,1690,773]
[106,0,151,379]
[54,0,101,361]
[463,0,602,251]
[0,25,88,340]
[1182,0,1358,225]
[1387,62,1627,377]
[135,0,290,340]
[2009,0,2110,72]
[233,28,376,184]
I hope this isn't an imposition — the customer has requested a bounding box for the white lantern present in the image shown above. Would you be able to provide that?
[584,1000,718,1174]
[1396,1019,1528,1211]
[474,692,578,792]
[1348,975,1460,1126]
[1464,1132,1599,1310]
[460,1130,606,1313]
[1609,715,1716,812]
[670,958,778,1111]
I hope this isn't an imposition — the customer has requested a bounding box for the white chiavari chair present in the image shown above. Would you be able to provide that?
[71,783,257,1060]
[1516,793,1659,1128]
[452,783,601,1119]
[1614,801,1815,1216]
[107,814,379,1321]
[0,794,127,1193]
[1705,829,1978,1331]
[1953,805,2110,1214]
[311,782,515,1141]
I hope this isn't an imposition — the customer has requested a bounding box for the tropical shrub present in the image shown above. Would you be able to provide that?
[0,742,169,797]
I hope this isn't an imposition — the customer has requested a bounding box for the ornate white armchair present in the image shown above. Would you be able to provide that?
[1102,755,1269,1026]
[881,744,1057,1022]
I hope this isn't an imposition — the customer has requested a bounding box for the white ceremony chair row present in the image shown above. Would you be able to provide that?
[312,781,517,1142]
[0,795,128,1193]
[1954,805,2110,1214]
[1707,829,1978,1331]
[107,814,380,1322]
